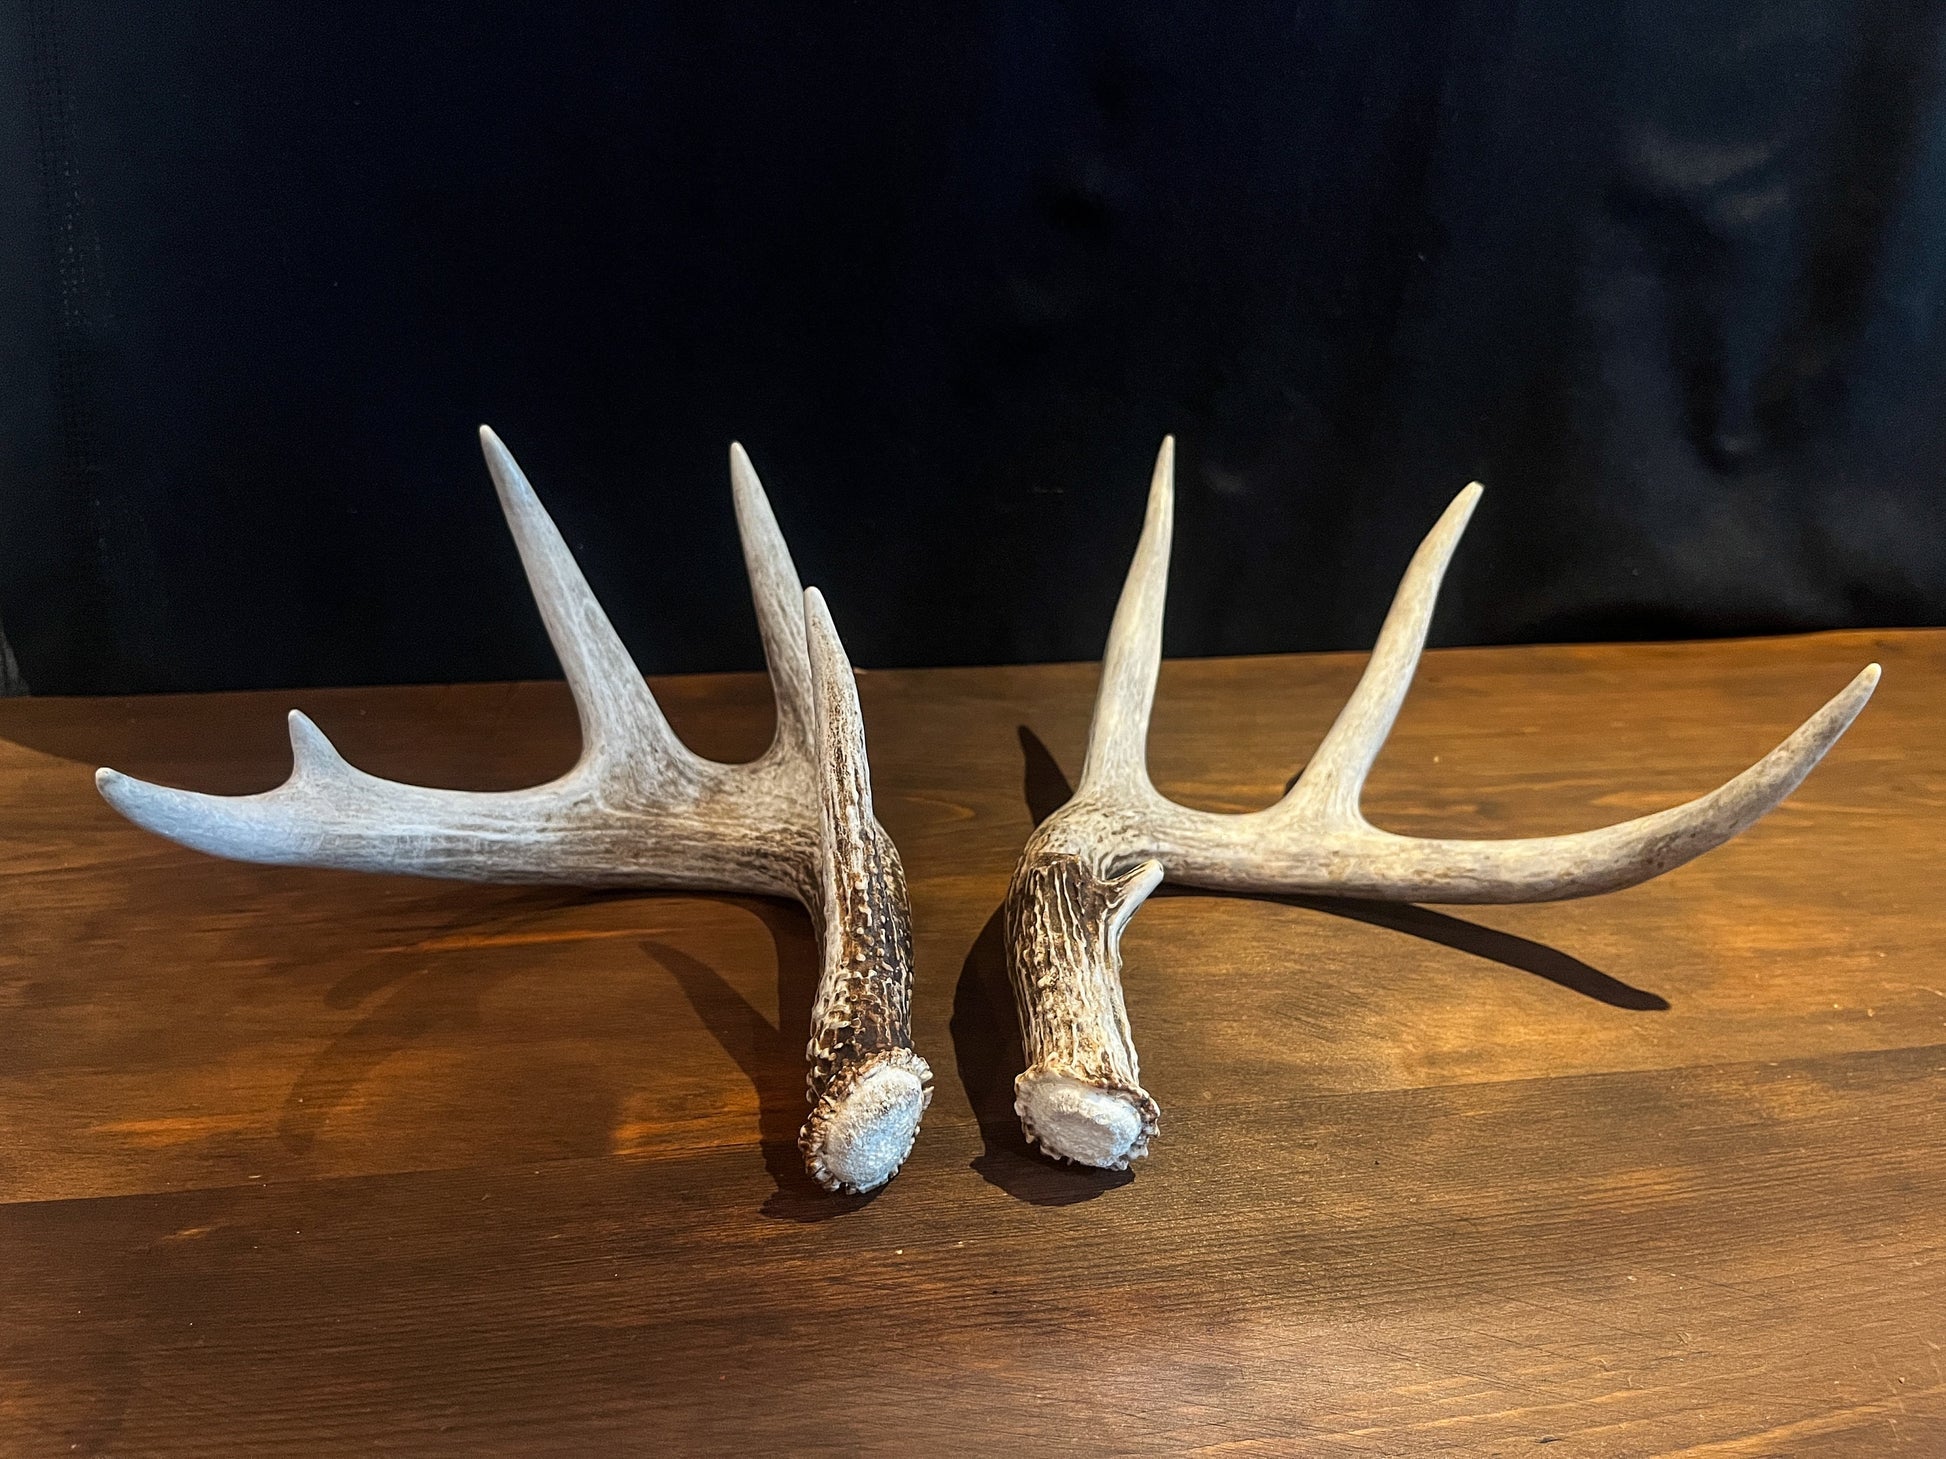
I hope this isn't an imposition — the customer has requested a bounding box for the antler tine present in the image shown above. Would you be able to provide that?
[1208,659,1877,903]
[1078,437,1174,802]
[478,426,698,787]
[1005,438,1881,1172]
[797,587,931,1191]
[729,443,815,761]
[802,587,875,844]
[96,429,732,884]
[1277,482,1482,827]
[1163,478,1879,900]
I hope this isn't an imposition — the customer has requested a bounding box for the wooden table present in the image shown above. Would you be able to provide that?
[2,629,1941,1455]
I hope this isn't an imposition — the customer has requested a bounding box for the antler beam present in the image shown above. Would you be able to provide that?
[98,429,931,1193]
[1006,439,1879,1170]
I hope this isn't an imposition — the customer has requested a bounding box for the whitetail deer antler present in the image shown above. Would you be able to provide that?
[97,428,931,1193]
[1006,438,1879,1170]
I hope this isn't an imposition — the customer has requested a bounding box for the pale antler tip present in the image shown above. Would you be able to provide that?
[1822,663,1881,725]
[476,424,514,477]
[92,764,166,829]
[476,425,541,517]
[801,586,843,663]
[286,708,314,747]
[93,764,153,827]
[727,440,767,509]
[1823,662,1882,730]
[1146,438,1176,517]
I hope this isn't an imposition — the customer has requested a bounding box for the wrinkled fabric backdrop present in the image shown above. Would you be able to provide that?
[3,2,1944,695]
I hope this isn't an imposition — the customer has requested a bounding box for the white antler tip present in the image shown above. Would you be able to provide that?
[1821,663,1882,730]
[94,765,154,826]
[727,441,775,521]
[1144,437,1177,524]
[94,766,183,833]
[476,425,513,473]
[93,766,220,849]
[477,424,512,464]
[802,586,845,654]
[284,710,351,777]
[802,588,859,689]
[1445,481,1485,526]
[476,426,547,524]
[1822,663,1881,724]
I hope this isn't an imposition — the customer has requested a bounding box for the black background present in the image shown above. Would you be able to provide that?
[4,2,1944,696]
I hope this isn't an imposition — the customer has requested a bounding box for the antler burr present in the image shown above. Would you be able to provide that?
[98,428,931,1194]
[1007,438,1879,1170]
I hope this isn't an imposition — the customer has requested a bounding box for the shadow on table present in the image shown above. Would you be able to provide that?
[272,883,864,1222]
[277,887,604,1159]
[646,903,882,1223]
[951,726,1669,1203]
[2,698,863,1219]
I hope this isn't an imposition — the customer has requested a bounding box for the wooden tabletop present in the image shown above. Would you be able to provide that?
[2,629,1941,1456]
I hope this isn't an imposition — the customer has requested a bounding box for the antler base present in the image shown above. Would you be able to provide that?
[1014,1069,1153,1169]
[801,1050,932,1193]
[1005,835,1165,1168]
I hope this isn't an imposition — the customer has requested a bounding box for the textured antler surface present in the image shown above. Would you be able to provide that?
[99,429,931,1193]
[1006,439,1879,1169]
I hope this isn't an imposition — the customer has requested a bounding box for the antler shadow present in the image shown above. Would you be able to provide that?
[648,898,882,1222]
[950,726,1669,1199]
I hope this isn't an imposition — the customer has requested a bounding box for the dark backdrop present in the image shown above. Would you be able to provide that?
[4,2,1945,696]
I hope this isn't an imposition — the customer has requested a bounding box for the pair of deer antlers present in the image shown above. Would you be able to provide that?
[97,430,1879,1193]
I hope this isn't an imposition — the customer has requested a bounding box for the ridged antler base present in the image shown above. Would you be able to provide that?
[1006,837,1163,1168]
[801,1050,933,1193]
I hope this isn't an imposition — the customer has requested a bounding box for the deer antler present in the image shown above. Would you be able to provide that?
[97,428,931,1194]
[1006,439,1879,1170]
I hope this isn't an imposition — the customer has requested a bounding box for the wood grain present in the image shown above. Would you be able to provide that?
[2,628,1941,1454]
